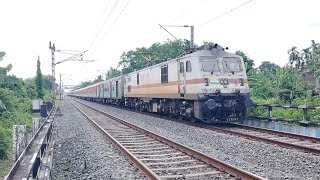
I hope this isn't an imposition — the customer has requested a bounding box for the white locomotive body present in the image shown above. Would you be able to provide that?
[70,43,253,123]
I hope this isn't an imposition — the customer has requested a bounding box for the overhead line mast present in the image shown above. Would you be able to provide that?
[159,24,194,49]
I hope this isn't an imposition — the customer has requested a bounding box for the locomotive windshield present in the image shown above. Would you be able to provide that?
[222,57,242,72]
[201,59,220,73]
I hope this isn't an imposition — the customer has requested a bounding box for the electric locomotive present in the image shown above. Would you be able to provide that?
[70,43,253,123]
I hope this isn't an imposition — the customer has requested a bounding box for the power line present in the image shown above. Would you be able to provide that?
[198,0,254,28]
[102,0,112,16]
[86,0,130,62]
[113,0,130,25]
[87,0,120,52]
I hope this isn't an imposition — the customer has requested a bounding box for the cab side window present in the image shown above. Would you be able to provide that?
[180,62,184,73]
[161,65,168,83]
[186,61,192,72]
[137,73,139,85]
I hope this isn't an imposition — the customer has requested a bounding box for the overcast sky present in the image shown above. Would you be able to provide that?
[0,0,319,86]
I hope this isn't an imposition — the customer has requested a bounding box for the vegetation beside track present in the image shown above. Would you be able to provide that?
[76,40,320,122]
[0,52,53,177]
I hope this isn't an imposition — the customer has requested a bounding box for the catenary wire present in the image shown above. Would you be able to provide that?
[87,0,120,52]
[113,0,130,25]
[198,0,254,28]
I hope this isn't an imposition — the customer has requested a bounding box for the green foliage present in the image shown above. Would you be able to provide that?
[73,80,93,90]
[92,75,103,84]
[118,39,186,74]
[0,126,9,160]
[35,58,44,98]
[105,67,121,80]
[25,75,56,92]
[307,47,320,79]
[235,51,254,73]
[0,52,5,61]
[75,39,186,88]
[0,52,37,161]
[247,41,320,122]
[258,61,279,74]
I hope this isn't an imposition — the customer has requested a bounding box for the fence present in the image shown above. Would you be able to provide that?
[252,103,320,123]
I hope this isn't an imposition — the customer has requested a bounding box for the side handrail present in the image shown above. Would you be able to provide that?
[4,106,55,180]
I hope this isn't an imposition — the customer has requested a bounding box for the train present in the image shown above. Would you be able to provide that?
[69,43,253,123]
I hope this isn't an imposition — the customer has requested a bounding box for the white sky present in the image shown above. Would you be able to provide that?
[0,0,319,86]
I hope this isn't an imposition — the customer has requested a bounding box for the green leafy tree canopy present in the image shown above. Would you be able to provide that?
[35,57,44,98]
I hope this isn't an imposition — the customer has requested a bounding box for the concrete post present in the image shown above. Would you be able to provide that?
[302,108,308,122]
[12,125,27,162]
[40,104,48,118]
[32,118,41,136]
[268,106,272,119]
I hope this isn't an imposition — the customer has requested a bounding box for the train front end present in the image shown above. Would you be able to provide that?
[194,45,253,123]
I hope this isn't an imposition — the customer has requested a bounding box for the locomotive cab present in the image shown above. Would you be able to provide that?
[187,45,253,123]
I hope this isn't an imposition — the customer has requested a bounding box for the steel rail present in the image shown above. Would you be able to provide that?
[230,123,320,143]
[69,97,264,180]
[69,99,160,180]
[202,125,320,154]
[72,97,320,155]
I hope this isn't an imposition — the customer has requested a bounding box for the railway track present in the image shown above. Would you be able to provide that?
[75,98,320,155]
[214,123,320,154]
[68,97,263,180]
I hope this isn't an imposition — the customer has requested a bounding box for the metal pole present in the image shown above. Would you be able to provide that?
[62,82,64,99]
[59,74,62,100]
[49,41,56,106]
[190,25,194,49]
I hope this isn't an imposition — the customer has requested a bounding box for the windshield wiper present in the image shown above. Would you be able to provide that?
[211,63,215,74]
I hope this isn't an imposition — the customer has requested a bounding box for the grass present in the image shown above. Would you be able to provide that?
[0,159,11,178]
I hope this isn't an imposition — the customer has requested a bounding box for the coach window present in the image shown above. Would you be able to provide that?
[137,73,139,85]
[161,66,168,83]
[180,62,184,73]
[186,61,192,72]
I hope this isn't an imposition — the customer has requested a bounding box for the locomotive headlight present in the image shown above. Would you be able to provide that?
[219,79,228,85]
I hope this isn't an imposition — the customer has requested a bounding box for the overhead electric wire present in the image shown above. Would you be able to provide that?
[198,0,254,27]
[87,0,120,52]
[102,0,112,16]
[113,0,130,25]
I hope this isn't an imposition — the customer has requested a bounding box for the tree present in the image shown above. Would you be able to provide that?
[288,46,303,71]
[25,75,56,91]
[35,57,44,98]
[92,75,103,84]
[306,40,320,79]
[118,39,186,74]
[0,52,5,61]
[0,52,13,76]
[105,67,121,80]
[258,61,280,74]
[235,51,254,73]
